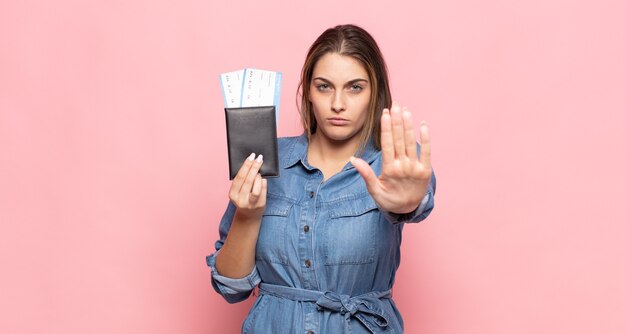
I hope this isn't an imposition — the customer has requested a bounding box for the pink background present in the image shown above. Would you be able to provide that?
[1,0,625,333]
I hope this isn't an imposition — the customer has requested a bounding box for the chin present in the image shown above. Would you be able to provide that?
[319,127,360,143]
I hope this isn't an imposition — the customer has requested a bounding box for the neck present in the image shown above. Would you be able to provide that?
[308,132,361,173]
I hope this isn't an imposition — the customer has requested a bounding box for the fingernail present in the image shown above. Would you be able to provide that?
[256,154,263,162]
[247,153,256,161]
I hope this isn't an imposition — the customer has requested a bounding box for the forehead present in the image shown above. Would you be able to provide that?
[312,53,369,82]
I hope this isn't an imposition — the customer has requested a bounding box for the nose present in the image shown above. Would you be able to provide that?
[331,91,346,113]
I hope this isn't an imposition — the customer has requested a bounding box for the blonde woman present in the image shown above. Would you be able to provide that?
[207,24,436,333]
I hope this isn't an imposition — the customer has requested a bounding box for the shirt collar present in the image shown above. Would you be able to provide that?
[282,133,379,170]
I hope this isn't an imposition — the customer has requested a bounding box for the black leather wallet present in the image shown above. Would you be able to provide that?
[225,106,279,180]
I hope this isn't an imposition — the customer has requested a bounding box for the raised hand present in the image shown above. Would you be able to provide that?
[350,102,432,214]
[228,153,267,220]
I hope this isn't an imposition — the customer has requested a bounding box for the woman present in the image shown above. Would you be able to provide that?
[207,24,436,333]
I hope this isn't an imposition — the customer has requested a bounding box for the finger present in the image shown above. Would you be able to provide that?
[391,102,406,159]
[380,108,394,166]
[402,108,418,160]
[232,153,256,194]
[249,173,263,203]
[240,154,264,195]
[260,178,267,204]
[350,157,381,196]
[419,122,431,168]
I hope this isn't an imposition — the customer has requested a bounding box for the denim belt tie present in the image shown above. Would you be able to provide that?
[259,283,393,334]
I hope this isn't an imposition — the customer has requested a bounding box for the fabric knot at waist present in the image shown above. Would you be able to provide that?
[259,283,393,334]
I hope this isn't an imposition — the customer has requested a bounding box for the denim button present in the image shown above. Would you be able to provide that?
[304,259,311,268]
[303,225,309,232]
[307,331,315,334]
[309,191,314,198]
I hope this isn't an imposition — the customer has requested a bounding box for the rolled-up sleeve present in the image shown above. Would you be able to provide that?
[382,169,437,225]
[206,202,261,303]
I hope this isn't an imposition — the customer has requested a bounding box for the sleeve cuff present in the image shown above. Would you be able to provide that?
[206,250,261,295]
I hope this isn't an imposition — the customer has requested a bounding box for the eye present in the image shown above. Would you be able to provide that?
[350,84,363,92]
[316,83,331,91]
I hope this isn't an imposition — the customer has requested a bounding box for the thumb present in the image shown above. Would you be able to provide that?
[350,157,380,194]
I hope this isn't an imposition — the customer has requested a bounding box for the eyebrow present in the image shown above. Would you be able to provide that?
[312,77,369,85]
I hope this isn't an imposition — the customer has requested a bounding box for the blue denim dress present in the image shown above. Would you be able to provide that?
[207,134,436,333]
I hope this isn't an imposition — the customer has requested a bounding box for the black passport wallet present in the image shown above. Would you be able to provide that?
[225,106,279,180]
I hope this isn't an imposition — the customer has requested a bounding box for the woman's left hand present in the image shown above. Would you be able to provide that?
[351,101,432,214]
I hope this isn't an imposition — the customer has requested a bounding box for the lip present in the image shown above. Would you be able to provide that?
[327,117,349,125]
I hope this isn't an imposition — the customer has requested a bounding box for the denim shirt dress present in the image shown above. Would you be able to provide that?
[206,134,436,334]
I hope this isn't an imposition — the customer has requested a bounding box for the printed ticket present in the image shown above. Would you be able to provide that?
[220,68,282,120]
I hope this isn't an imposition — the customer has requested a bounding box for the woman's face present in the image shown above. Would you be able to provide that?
[309,52,371,145]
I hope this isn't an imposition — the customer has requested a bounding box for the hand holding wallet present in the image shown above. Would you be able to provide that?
[224,106,279,180]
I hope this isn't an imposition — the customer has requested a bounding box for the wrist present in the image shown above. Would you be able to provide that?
[233,208,263,224]
[389,204,419,216]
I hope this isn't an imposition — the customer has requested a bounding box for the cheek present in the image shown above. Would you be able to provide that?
[354,94,371,120]
[353,89,370,106]
[311,107,321,121]
[310,101,324,123]
[310,93,331,115]
[309,91,323,109]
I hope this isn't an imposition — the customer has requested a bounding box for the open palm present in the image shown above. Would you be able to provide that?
[351,102,432,214]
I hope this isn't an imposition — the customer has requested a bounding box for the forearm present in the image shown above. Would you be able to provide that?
[215,211,262,279]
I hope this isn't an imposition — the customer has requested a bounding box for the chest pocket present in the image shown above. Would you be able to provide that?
[322,194,380,265]
[256,195,294,265]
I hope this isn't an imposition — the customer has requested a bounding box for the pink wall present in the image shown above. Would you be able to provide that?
[1,0,625,333]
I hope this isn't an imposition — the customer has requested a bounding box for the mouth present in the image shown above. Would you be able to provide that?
[327,117,349,126]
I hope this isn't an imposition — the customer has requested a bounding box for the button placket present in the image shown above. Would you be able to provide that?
[300,175,324,292]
